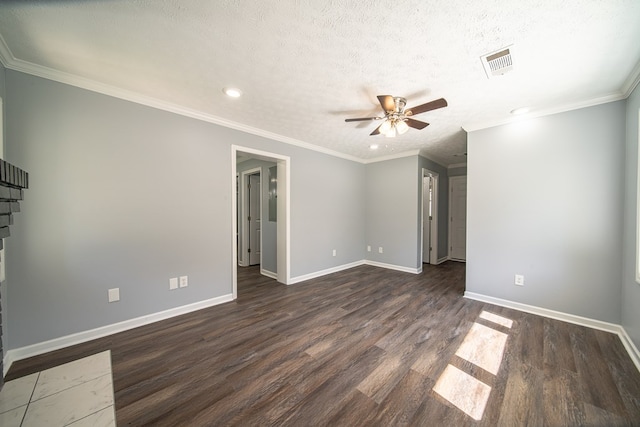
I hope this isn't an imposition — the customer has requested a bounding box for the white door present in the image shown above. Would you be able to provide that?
[449,176,467,261]
[422,176,432,263]
[248,174,261,265]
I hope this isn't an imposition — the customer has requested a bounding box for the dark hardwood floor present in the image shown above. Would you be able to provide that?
[6,262,640,426]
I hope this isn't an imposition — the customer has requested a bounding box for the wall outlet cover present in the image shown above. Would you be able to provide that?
[179,276,188,288]
[515,274,525,286]
[378,247,383,254]
[108,288,120,302]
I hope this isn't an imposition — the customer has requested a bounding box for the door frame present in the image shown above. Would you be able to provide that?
[238,167,262,267]
[232,145,291,298]
[420,168,439,265]
[448,175,467,261]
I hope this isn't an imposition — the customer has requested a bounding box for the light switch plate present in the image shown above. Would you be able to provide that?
[169,277,178,290]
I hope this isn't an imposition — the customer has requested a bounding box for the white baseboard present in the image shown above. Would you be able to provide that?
[3,293,234,377]
[464,291,640,373]
[436,256,449,265]
[288,259,423,285]
[260,269,277,279]
[618,328,640,374]
[289,260,366,284]
[364,260,421,274]
[2,259,419,376]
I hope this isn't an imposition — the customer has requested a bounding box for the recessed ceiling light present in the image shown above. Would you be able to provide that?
[369,144,379,150]
[223,87,242,98]
[510,107,529,115]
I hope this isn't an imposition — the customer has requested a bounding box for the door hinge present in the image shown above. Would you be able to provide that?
[248,216,251,221]
[248,248,251,253]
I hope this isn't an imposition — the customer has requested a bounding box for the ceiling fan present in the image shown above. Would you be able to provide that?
[345,95,448,137]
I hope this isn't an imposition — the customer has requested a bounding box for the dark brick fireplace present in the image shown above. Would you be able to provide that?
[0,159,29,388]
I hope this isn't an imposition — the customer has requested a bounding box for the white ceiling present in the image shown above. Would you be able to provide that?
[1,0,639,166]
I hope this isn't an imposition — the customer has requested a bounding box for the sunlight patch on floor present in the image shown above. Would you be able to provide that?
[432,364,491,421]
[479,311,513,328]
[455,322,508,375]
[432,311,514,421]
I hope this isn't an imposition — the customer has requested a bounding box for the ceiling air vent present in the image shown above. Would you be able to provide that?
[481,45,514,78]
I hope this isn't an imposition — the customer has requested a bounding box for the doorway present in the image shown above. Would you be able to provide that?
[238,167,262,267]
[232,145,290,299]
[248,173,261,265]
[421,169,439,265]
[449,176,467,261]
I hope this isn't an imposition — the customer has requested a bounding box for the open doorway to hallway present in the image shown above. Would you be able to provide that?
[237,166,267,270]
[421,168,439,265]
[231,146,290,299]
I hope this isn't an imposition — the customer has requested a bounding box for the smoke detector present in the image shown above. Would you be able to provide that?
[481,45,515,78]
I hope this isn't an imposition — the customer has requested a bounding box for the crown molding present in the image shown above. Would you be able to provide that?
[417,151,447,169]
[0,35,367,164]
[0,34,14,67]
[622,58,640,98]
[462,56,640,133]
[462,91,626,133]
[362,149,420,164]
[447,162,467,169]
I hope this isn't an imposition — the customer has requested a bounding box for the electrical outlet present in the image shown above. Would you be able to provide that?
[179,275,188,288]
[378,246,383,254]
[332,249,337,257]
[515,274,525,286]
[108,288,120,302]
[367,245,371,252]
[169,277,178,290]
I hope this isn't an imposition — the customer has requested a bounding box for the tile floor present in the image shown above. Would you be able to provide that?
[0,351,115,427]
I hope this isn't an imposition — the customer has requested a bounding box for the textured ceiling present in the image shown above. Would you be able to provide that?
[1,0,639,165]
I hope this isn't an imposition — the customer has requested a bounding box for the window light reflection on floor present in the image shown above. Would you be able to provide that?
[432,311,513,421]
[433,364,491,421]
[455,322,508,375]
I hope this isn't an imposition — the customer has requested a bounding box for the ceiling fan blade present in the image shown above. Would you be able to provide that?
[370,124,382,136]
[406,118,430,130]
[345,117,380,122]
[377,95,395,113]
[405,98,448,116]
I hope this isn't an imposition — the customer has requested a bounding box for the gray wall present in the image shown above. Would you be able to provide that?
[448,165,467,177]
[419,156,449,261]
[236,158,277,274]
[467,101,626,324]
[4,70,365,348]
[289,149,365,274]
[622,83,640,348]
[365,156,420,270]
[0,62,6,361]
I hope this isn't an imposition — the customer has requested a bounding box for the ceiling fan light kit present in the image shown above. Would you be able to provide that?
[345,95,448,137]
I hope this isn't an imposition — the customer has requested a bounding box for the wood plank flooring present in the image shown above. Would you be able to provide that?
[6,262,640,426]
